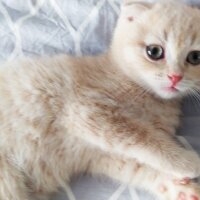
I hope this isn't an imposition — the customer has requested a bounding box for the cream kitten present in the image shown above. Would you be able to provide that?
[0,1,200,200]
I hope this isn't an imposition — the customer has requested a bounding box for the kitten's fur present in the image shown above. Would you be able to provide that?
[0,1,200,200]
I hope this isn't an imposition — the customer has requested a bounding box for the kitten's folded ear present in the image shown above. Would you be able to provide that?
[121,0,152,22]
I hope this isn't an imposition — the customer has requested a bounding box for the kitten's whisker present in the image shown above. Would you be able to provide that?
[194,93,200,104]
[154,76,195,88]
[187,88,200,109]
[191,88,200,99]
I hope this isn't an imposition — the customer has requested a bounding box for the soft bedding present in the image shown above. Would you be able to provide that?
[0,0,200,200]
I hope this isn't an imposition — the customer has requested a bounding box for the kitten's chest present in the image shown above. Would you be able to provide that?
[81,82,182,135]
[120,95,181,134]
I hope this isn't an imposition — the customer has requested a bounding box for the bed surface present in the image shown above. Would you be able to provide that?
[0,0,200,199]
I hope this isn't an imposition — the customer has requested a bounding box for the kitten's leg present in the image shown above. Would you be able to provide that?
[73,104,200,179]
[0,158,30,200]
[88,153,200,200]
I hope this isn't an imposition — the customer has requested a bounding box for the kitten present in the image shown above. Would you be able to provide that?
[0,1,200,200]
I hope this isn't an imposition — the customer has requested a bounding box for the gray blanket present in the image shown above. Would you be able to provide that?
[0,0,200,200]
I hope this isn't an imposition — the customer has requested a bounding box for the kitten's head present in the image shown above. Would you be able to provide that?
[111,0,200,99]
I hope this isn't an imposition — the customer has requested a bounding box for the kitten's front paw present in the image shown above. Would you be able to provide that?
[168,150,200,179]
[157,180,200,200]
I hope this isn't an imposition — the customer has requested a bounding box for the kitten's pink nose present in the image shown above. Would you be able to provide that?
[168,74,183,85]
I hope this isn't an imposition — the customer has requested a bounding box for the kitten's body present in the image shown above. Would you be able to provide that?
[1,1,200,200]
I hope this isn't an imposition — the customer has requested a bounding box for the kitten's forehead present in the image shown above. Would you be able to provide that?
[145,3,200,46]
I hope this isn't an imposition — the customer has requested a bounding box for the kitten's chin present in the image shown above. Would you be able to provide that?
[155,88,182,100]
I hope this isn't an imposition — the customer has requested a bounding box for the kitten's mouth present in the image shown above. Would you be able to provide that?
[163,86,179,93]
[158,86,181,99]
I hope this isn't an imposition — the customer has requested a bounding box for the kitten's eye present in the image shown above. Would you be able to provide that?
[146,45,164,61]
[186,51,200,66]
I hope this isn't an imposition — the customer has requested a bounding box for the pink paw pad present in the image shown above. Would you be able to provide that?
[158,185,167,193]
[178,192,186,200]
[174,178,191,185]
[180,178,191,185]
[190,195,199,200]
[127,16,134,21]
